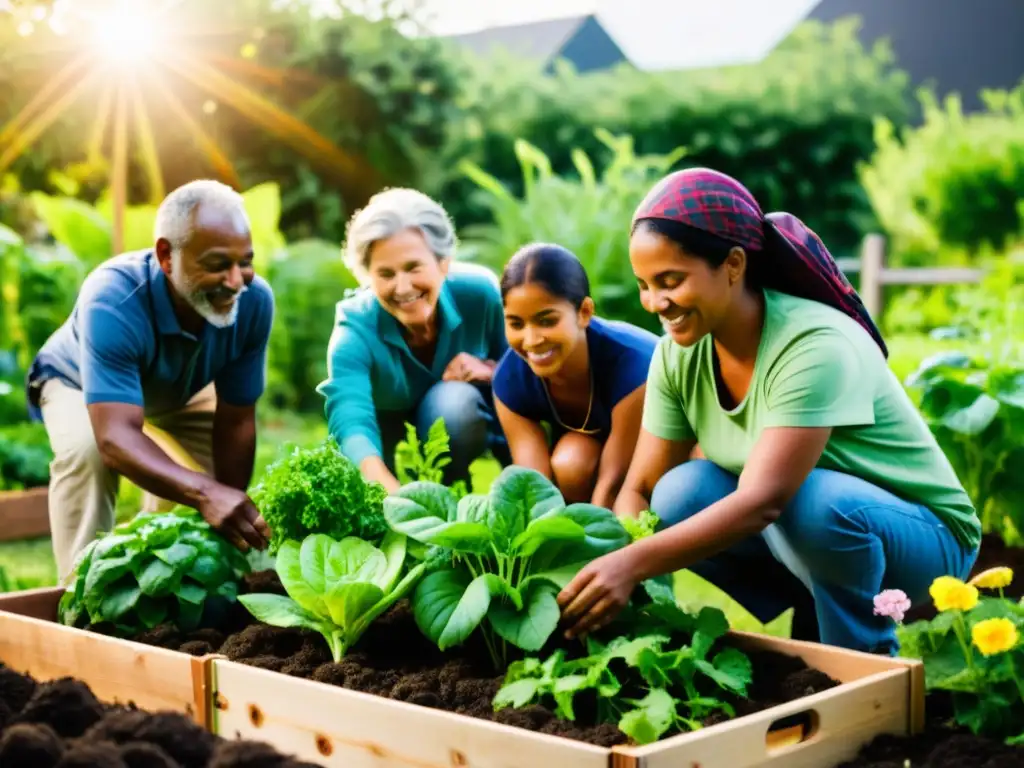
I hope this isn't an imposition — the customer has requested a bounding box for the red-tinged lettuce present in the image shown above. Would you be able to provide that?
[383,465,631,669]
[57,508,250,637]
[237,531,425,661]
[249,437,388,554]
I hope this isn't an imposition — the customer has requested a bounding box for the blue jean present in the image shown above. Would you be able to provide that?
[378,381,509,486]
[651,460,978,654]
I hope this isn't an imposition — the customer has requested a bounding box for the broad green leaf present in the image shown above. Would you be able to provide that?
[153,542,199,570]
[134,596,167,629]
[188,555,230,587]
[619,689,677,745]
[176,595,204,631]
[137,558,179,597]
[384,482,457,527]
[693,607,729,659]
[942,394,1000,436]
[511,516,586,557]
[488,582,560,651]
[83,553,135,606]
[277,540,325,616]
[91,534,135,560]
[299,534,335,593]
[176,581,208,605]
[376,530,408,592]
[608,635,670,666]
[493,678,541,710]
[238,593,323,631]
[523,560,590,590]
[552,674,588,720]
[326,537,387,587]
[100,584,142,622]
[699,648,753,695]
[414,570,507,650]
[489,466,563,549]
[455,494,491,525]
[559,503,631,557]
[323,582,385,628]
[384,484,489,550]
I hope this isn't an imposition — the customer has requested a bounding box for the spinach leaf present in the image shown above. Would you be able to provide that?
[384,465,630,670]
[57,507,249,637]
[239,530,425,661]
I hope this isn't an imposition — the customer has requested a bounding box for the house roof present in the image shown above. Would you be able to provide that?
[426,0,822,71]
[441,15,591,65]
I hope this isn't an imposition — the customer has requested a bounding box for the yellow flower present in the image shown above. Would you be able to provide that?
[971,618,1019,656]
[969,567,1014,590]
[930,576,979,612]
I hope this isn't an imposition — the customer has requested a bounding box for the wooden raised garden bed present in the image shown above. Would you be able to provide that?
[206,628,923,768]
[0,586,212,726]
[0,583,925,768]
[0,486,50,541]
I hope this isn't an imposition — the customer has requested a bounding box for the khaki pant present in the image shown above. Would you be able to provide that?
[39,379,217,581]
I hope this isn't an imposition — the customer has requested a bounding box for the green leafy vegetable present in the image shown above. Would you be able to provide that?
[238,530,425,661]
[250,437,388,553]
[494,605,752,744]
[621,509,660,542]
[383,465,631,669]
[57,507,250,636]
[393,417,468,498]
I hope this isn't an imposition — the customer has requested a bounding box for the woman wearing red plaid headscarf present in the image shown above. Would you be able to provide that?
[558,168,980,654]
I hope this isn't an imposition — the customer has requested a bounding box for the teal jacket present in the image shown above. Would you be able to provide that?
[318,262,508,466]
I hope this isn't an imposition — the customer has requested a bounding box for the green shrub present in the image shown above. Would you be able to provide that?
[263,238,358,411]
[860,83,1024,264]
[437,17,909,254]
[0,421,52,490]
[459,130,684,333]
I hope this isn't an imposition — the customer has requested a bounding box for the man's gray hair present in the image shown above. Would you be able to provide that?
[153,179,249,251]
[343,187,456,281]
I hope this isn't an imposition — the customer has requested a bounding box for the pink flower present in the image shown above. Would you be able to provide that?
[873,589,912,624]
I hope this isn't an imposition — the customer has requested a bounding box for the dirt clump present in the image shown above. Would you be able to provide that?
[0,662,38,714]
[81,708,217,767]
[13,678,105,738]
[0,722,64,766]
[119,740,182,768]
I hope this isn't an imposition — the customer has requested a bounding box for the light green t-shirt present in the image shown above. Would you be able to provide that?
[642,289,980,550]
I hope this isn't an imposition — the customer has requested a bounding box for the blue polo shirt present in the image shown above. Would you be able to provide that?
[492,316,659,440]
[27,250,274,417]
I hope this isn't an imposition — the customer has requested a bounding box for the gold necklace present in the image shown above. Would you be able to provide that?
[541,367,601,436]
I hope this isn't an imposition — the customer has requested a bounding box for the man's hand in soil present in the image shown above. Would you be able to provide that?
[197,482,270,552]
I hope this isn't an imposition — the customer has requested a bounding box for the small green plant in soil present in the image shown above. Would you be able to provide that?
[249,436,388,554]
[895,569,1024,745]
[57,507,250,637]
[383,465,632,670]
[237,531,426,661]
[394,416,468,499]
[620,508,660,542]
[494,579,753,744]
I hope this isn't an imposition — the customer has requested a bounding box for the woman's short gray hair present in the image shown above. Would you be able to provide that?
[343,188,456,281]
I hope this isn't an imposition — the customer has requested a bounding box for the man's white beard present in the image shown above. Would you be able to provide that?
[171,255,246,329]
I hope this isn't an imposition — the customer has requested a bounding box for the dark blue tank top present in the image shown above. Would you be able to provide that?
[492,316,659,440]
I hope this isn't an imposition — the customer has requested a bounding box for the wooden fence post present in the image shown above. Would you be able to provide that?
[859,234,885,320]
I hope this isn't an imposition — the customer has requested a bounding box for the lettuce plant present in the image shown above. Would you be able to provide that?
[238,531,425,661]
[249,438,388,554]
[383,465,631,669]
[57,508,250,636]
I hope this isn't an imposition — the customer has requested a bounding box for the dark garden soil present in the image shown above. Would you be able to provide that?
[129,569,840,748]
[837,691,1024,768]
[905,533,1024,624]
[0,662,320,767]
[125,568,1024,764]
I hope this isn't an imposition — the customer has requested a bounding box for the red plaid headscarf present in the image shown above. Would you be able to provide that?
[633,168,888,357]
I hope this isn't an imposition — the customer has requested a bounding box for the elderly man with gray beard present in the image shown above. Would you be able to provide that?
[26,179,274,580]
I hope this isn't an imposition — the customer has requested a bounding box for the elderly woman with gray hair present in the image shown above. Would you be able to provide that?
[317,188,510,492]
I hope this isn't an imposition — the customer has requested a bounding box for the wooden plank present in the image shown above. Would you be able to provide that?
[0,486,50,542]
[880,266,985,286]
[619,669,908,768]
[210,659,611,768]
[0,587,208,726]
